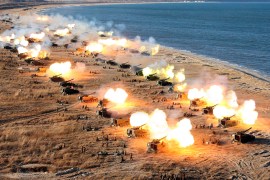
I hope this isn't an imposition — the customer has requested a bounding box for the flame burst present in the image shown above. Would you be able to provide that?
[176,83,187,92]
[104,88,128,105]
[54,28,70,37]
[238,100,258,125]
[167,118,194,148]
[130,109,194,148]
[98,38,127,48]
[143,64,174,79]
[147,109,170,139]
[0,34,15,43]
[29,32,45,41]
[36,16,49,21]
[213,105,236,119]
[205,85,224,105]
[130,112,149,127]
[151,45,160,55]
[85,42,103,53]
[188,88,205,100]
[14,36,29,46]
[49,61,71,76]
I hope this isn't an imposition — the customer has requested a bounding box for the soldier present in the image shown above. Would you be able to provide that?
[168,86,173,93]
[130,153,133,160]
[120,156,125,163]
[81,146,86,153]
[97,100,103,108]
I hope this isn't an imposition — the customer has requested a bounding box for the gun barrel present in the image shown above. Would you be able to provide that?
[65,78,74,82]
[242,127,252,133]
[89,91,96,95]
[150,73,157,76]
[158,136,167,141]
[229,114,235,118]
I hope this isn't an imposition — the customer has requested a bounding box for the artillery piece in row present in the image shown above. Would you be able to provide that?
[232,127,255,143]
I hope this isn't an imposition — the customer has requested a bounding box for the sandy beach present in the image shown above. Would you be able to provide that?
[0,3,269,179]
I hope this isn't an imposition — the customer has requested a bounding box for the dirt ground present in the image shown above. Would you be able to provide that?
[0,4,270,180]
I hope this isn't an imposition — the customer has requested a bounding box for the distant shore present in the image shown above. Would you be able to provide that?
[1,2,269,85]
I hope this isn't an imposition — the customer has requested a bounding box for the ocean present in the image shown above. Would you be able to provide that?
[42,3,270,79]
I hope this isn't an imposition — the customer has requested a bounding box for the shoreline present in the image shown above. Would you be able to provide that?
[39,3,270,84]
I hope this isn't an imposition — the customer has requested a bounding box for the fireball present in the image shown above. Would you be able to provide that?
[49,61,71,76]
[175,70,185,83]
[225,90,239,108]
[142,67,153,77]
[29,32,45,41]
[28,44,42,58]
[142,64,175,79]
[85,42,103,53]
[167,118,194,148]
[205,85,224,105]
[0,34,15,43]
[151,45,160,55]
[14,36,29,47]
[36,16,49,21]
[104,88,128,105]
[54,28,70,37]
[17,46,28,54]
[38,50,49,59]
[176,83,187,92]
[147,109,170,139]
[98,38,127,48]
[188,88,205,100]
[130,112,150,127]
[67,24,75,29]
[213,105,236,119]
[237,100,258,125]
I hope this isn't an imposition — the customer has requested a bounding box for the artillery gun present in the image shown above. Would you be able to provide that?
[147,136,166,153]
[96,108,112,118]
[78,92,98,103]
[91,52,99,58]
[27,37,42,43]
[62,87,79,95]
[106,60,118,66]
[119,62,131,69]
[189,98,204,108]
[157,78,173,86]
[130,64,141,70]
[59,79,82,88]
[95,58,106,63]
[146,73,160,81]
[129,49,139,54]
[97,99,109,108]
[25,59,44,66]
[70,36,78,43]
[50,74,65,82]
[4,44,14,50]
[141,51,151,56]
[111,118,130,127]
[232,127,255,143]
[202,104,218,115]
[135,69,143,76]
[18,52,28,59]
[127,124,147,138]
[219,115,237,128]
